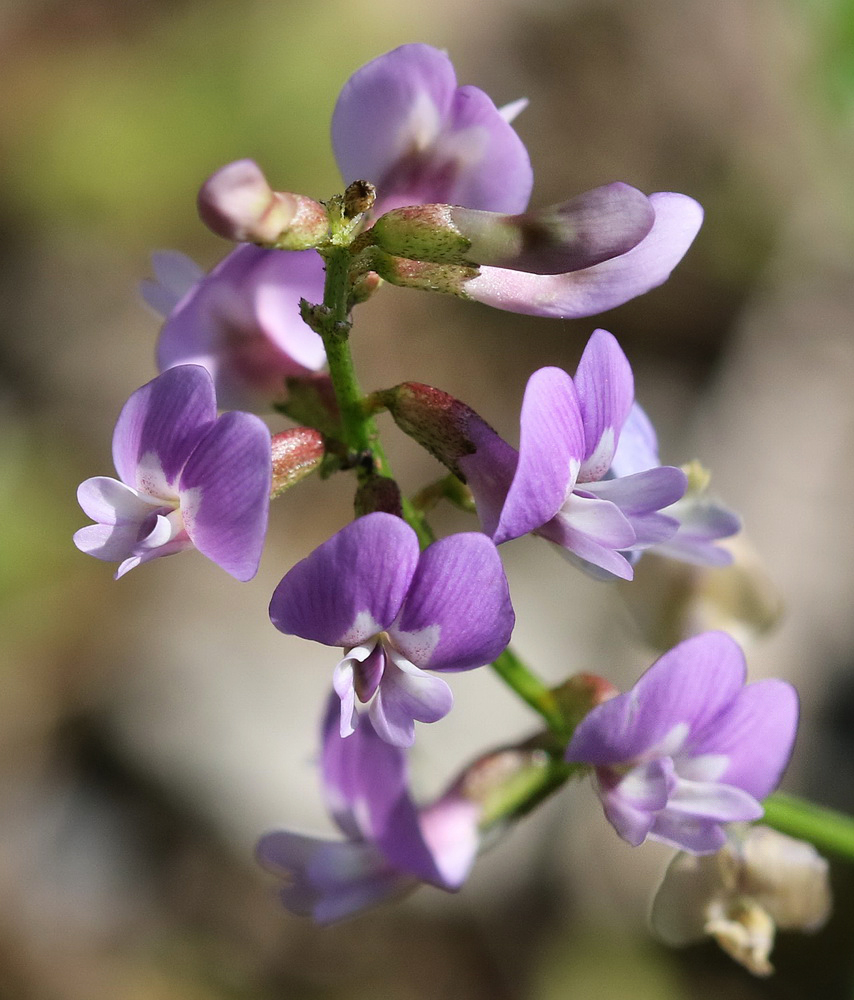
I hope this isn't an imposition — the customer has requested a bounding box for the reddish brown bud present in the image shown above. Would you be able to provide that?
[270,427,325,497]
[354,475,403,518]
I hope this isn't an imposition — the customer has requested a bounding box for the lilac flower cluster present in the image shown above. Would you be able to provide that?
[74,43,801,931]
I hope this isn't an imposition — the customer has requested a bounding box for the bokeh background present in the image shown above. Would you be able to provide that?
[2,0,854,996]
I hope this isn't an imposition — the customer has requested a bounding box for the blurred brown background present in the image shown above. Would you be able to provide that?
[2,0,854,996]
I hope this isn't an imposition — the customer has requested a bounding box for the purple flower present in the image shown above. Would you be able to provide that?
[74,365,271,580]
[564,631,798,853]
[609,403,741,567]
[461,192,703,319]
[332,43,533,217]
[145,245,327,413]
[269,512,514,746]
[256,695,480,924]
[459,329,688,580]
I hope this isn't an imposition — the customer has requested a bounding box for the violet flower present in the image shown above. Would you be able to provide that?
[459,329,688,580]
[269,512,514,746]
[332,43,533,217]
[564,631,798,853]
[74,365,271,580]
[144,245,327,413]
[257,696,480,924]
[609,402,741,567]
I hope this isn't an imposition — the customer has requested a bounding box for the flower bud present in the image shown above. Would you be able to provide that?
[270,427,325,497]
[369,183,655,275]
[376,382,485,478]
[650,825,831,976]
[198,159,328,249]
[354,474,403,518]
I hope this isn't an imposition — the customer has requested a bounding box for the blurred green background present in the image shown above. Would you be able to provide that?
[3,0,854,996]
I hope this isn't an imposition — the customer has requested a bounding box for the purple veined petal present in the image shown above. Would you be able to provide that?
[457,417,518,539]
[648,812,728,854]
[332,44,532,214]
[391,533,515,671]
[566,631,748,766]
[77,476,164,525]
[621,511,681,548]
[666,778,763,823]
[112,365,217,495]
[369,654,454,748]
[584,466,688,516]
[140,251,205,317]
[269,513,420,647]
[464,192,703,318]
[598,781,657,847]
[688,679,799,801]
[493,367,584,545]
[178,410,272,581]
[553,492,637,548]
[613,757,676,811]
[608,402,660,477]
[157,245,327,413]
[574,330,634,480]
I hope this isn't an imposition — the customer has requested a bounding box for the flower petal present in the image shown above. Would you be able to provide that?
[566,632,748,766]
[332,44,532,214]
[179,410,272,581]
[689,679,799,801]
[112,365,217,494]
[493,367,584,545]
[370,655,454,747]
[608,402,660,477]
[392,533,514,671]
[157,245,326,413]
[464,192,703,318]
[77,476,163,525]
[140,251,204,317]
[457,417,518,538]
[648,812,728,854]
[269,513,419,646]
[574,329,634,480]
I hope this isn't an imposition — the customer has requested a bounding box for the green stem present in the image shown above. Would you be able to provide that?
[490,647,568,738]
[763,791,854,859]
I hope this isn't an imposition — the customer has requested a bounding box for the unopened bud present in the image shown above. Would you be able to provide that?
[370,183,654,275]
[376,382,486,478]
[551,673,619,731]
[271,427,325,497]
[198,159,328,249]
[354,474,403,518]
[362,247,477,297]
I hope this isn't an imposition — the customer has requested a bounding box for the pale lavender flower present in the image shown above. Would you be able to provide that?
[565,631,798,853]
[459,329,688,580]
[609,403,741,567]
[256,696,480,924]
[460,191,703,319]
[332,43,533,216]
[147,245,327,413]
[269,512,514,747]
[74,365,271,580]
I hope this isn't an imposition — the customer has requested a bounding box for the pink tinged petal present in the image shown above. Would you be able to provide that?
[140,251,204,317]
[112,365,217,494]
[690,679,799,801]
[493,367,584,545]
[609,402,660,477]
[457,417,518,538]
[77,476,164,525]
[178,410,271,581]
[392,533,515,671]
[417,795,480,889]
[574,329,634,480]
[269,513,419,647]
[465,192,703,318]
[566,632,748,766]
[369,656,454,747]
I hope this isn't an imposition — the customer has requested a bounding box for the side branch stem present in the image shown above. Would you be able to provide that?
[763,792,854,860]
